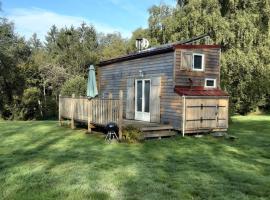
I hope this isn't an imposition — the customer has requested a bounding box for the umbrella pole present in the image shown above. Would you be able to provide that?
[87,99,92,133]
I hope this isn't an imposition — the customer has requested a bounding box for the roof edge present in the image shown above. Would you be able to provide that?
[174,44,221,49]
[174,86,229,97]
[98,46,174,66]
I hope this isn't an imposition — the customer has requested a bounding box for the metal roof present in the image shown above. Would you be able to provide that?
[174,86,229,97]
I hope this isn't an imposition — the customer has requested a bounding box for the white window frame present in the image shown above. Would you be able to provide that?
[192,53,204,71]
[135,79,151,122]
[205,78,217,88]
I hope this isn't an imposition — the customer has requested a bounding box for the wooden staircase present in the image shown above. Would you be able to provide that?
[123,120,177,139]
[141,125,176,139]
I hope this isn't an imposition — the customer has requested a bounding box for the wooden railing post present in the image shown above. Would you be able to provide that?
[109,93,113,122]
[59,94,62,126]
[71,93,76,129]
[118,90,123,140]
[87,99,92,133]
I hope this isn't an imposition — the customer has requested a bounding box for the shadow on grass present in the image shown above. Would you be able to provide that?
[118,116,270,199]
[0,116,269,199]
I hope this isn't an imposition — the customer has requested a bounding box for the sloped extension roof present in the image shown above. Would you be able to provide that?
[98,34,221,66]
[174,86,229,97]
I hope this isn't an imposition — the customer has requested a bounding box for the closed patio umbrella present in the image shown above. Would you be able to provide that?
[87,65,98,98]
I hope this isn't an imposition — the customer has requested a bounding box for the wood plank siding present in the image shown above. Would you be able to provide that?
[174,47,221,87]
[97,45,225,132]
[98,52,183,129]
[182,97,229,134]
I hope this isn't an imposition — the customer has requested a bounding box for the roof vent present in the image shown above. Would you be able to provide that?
[135,38,149,52]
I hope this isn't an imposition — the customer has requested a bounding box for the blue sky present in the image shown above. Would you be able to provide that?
[1,0,176,40]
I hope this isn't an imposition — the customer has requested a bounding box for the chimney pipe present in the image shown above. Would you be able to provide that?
[136,38,143,52]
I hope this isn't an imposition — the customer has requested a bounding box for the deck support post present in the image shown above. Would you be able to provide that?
[71,93,76,129]
[59,94,62,126]
[87,99,92,133]
[118,90,123,140]
[182,95,186,137]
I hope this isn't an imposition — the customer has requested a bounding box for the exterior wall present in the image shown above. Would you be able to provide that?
[98,46,223,131]
[98,52,183,129]
[174,47,221,88]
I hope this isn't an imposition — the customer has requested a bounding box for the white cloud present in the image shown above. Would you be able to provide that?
[6,7,131,41]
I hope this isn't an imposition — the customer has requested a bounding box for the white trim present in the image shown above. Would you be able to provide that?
[182,95,186,137]
[205,78,216,88]
[135,79,151,122]
[192,53,204,71]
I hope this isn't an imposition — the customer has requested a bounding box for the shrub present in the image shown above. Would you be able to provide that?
[122,125,143,143]
[60,76,87,96]
[20,87,42,120]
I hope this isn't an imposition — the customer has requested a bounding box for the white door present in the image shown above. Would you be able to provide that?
[135,79,151,121]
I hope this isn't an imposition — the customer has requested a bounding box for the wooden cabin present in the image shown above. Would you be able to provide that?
[97,37,229,136]
[59,36,229,138]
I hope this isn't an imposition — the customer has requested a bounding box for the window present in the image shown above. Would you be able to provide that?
[205,78,216,88]
[181,52,192,70]
[192,53,204,71]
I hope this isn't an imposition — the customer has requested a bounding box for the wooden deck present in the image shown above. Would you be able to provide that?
[59,93,177,139]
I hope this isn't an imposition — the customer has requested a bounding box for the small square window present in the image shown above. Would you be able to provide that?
[193,53,204,71]
[205,78,216,88]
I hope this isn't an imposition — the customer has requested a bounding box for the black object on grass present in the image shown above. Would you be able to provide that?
[105,122,119,141]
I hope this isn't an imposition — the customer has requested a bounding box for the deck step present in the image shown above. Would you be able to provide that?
[144,130,177,138]
[140,125,173,132]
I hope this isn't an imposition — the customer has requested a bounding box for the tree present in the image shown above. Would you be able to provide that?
[21,87,42,119]
[39,64,68,99]
[24,23,100,119]
[1,0,269,120]
[45,25,58,53]
[148,4,173,44]
[98,32,128,60]
[143,0,270,114]
[45,23,99,75]
[60,76,87,96]
[221,49,269,114]
[177,0,189,8]
[28,33,43,50]
[0,18,31,118]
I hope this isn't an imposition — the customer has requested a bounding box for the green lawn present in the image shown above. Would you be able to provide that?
[0,116,269,200]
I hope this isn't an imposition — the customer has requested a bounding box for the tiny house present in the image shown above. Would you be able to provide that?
[97,36,229,135]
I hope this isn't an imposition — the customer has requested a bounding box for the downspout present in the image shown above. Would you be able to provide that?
[182,95,186,137]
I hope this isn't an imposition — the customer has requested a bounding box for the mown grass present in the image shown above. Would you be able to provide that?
[0,115,269,200]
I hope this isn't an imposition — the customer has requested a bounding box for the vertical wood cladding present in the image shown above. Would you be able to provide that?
[98,52,182,129]
[174,47,221,87]
[98,46,222,130]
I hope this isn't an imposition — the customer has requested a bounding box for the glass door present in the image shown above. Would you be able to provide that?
[135,79,151,121]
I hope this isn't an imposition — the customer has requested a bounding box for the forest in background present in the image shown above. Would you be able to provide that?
[1,0,270,120]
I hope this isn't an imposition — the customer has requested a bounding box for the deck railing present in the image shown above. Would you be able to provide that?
[59,91,123,138]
